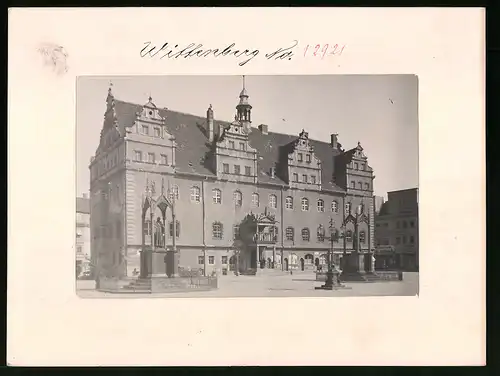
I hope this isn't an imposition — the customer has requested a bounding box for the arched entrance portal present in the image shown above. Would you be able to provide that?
[300,258,305,271]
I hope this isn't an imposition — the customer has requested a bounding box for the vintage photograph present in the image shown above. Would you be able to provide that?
[76,75,419,297]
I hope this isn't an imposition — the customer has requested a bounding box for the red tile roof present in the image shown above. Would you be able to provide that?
[113,99,346,193]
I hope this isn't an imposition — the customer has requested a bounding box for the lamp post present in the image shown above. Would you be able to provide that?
[316,217,342,290]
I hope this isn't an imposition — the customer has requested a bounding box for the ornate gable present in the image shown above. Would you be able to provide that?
[97,86,123,154]
[294,129,314,153]
[352,142,367,160]
[255,207,278,224]
[137,97,165,123]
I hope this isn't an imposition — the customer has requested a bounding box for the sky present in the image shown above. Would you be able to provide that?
[76,75,418,199]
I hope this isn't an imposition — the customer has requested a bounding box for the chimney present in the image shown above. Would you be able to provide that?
[270,167,276,178]
[258,124,268,135]
[330,134,338,149]
[206,104,214,141]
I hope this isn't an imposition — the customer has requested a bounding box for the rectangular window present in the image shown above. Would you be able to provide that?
[154,128,161,137]
[396,237,401,244]
[190,187,200,202]
[148,153,155,163]
[302,174,307,183]
[364,183,370,190]
[223,163,229,173]
[161,154,168,165]
[239,142,245,151]
[234,165,240,175]
[222,256,228,265]
[311,175,316,184]
[410,236,415,244]
[141,125,149,135]
[233,225,240,240]
[350,181,355,188]
[269,195,277,209]
[134,151,142,162]
[297,153,303,162]
[169,221,180,238]
[228,141,235,149]
[198,256,204,265]
[293,173,299,182]
[286,228,294,241]
[354,162,358,169]
[306,154,311,163]
[245,166,251,176]
[209,256,215,265]
[76,246,83,254]
[212,190,221,204]
[403,236,407,244]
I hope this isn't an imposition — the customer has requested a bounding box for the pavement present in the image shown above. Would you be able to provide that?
[76,272,419,298]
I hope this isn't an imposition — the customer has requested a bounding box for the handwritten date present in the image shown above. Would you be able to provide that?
[303,44,346,59]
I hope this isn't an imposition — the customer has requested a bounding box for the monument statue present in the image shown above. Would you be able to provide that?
[154,216,164,247]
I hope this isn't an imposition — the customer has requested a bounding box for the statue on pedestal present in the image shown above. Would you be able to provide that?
[154,217,165,248]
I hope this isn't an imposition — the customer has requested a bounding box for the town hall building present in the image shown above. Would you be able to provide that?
[89,78,377,278]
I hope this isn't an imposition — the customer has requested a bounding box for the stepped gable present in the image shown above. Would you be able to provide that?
[113,98,346,192]
[247,129,345,192]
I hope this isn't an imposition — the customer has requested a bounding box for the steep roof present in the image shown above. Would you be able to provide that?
[76,197,90,214]
[112,99,345,192]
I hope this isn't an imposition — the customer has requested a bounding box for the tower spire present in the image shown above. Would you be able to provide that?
[236,75,252,128]
[243,75,245,90]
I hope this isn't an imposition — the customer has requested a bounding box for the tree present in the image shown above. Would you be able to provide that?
[231,214,258,274]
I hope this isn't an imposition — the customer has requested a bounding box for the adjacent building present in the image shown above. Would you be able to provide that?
[373,195,385,215]
[76,194,91,277]
[89,79,378,278]
[374,188,419,271]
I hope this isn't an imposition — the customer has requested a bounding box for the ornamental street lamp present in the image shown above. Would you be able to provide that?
[316,217,343,290]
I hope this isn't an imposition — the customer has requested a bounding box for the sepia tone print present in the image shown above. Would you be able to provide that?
[76,75,419,297]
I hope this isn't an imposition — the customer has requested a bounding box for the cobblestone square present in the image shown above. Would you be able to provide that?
[77,272,418,298]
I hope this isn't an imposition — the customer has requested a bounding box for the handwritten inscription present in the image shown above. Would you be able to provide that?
[140,42,260,66]
[303,44,346,59]
[139,40,345,66]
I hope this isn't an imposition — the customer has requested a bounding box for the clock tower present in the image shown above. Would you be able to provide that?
[236,75,252,132]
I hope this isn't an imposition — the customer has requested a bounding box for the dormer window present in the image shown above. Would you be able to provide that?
[354,162,359,169]
[297,153,303,162]
[141,125,149,135]
[293,173,298,182]
[229,141,235,149]
[239,142,245,151]
[302,174,307,183]
[306,154,311,163]
[154,128,160,137]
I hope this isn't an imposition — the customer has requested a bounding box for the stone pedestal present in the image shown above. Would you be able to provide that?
[139,250,152,279]
[165,250,179,278]
[315,268,343,290]
[140,249,179,278]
